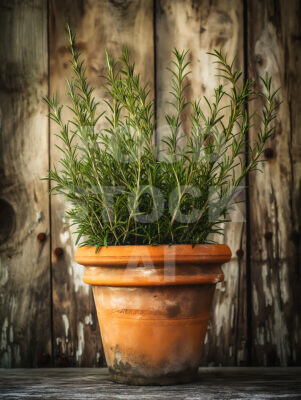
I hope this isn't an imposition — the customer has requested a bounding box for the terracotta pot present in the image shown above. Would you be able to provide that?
[75,244,231,385]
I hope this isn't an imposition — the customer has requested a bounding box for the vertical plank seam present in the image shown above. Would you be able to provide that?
[153,0,158,147]
[235,223,244,365]
[47,0,55,367]
[243,0,253,366]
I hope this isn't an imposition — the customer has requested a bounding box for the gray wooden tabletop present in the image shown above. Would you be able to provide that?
[0,368,300,399]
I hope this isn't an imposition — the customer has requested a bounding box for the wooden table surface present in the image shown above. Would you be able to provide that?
[0,368,300,399]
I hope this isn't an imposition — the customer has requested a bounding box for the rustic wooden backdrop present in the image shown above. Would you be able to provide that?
[0,0,300,368]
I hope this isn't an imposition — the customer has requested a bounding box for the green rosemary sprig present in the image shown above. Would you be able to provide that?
[44,26,280,247]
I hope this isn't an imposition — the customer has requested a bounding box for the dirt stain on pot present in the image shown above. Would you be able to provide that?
[166,304,181,318]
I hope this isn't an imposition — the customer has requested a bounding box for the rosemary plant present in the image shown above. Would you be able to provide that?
[45,27,279,248]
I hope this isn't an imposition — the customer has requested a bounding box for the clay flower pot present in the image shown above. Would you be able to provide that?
[75,244,231,385]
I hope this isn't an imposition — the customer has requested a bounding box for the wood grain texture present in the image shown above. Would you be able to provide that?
[0,0,51,366]
[155,0,248,366]
[0,0,299,369]
[247,0,301,366]
[0,368,301,399]
[49,0,154,367]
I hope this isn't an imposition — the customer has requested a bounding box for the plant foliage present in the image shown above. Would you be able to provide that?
[45,26,279,248]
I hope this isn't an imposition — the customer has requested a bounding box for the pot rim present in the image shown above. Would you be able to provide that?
[76,244,231,286]
[75,244,232,267]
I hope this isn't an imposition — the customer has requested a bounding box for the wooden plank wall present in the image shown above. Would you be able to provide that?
[247,0,301,366]
[0,0,51,366]
[0,0,300,367]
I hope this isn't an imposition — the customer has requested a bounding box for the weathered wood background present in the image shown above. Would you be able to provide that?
[0,0,300,367]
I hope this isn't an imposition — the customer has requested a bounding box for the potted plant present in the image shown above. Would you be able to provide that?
[46,27,278,385]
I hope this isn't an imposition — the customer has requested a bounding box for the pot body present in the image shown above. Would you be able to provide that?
[76,244,231,385]
[93,284,214,384]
